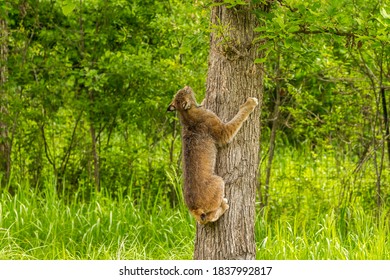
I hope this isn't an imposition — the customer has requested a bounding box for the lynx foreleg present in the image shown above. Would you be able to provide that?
[213,97,258,145]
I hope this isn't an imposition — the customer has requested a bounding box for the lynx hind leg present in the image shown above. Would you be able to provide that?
[190,209,205,224]
[206,196,229,223]
[193,198,229,225]
[208,201,229,223]
[193,176,228,225]
[222,197,228,205]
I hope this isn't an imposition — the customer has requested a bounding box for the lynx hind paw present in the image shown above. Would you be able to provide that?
[222,198,229,210]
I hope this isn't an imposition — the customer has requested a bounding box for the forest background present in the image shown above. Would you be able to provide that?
[0,0,389,259]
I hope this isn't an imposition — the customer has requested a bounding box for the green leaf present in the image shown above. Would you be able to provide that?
[380,7,390,19]
[257,40,274,51]
[287,25,300,33]
[61,2,76,16]
[254,57,267,64]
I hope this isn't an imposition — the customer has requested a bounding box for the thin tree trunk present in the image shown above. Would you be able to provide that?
[169,119,179,206]
[89,90,100,192]
[0,17,11,184]
[194,2,263,260]
[262,87,280,208]
[90,122,100,192]
[381,87,390,166]
[261,52,281,209]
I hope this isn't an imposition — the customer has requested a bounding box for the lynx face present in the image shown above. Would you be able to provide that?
[167,86,198,112]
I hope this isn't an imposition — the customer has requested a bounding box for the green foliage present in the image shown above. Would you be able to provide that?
[256,1,390,215]
[257,0,390,147]
[1,0,208,198]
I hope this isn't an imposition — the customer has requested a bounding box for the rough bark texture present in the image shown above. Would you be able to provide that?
[194,2,263,260]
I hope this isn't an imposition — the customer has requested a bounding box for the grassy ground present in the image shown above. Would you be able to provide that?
[0,148,389,260]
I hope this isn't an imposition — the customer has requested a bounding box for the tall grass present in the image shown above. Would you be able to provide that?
[0,181,195,260]
[0,146,389,259]
[256,144,390,259]
[256,207,390,259]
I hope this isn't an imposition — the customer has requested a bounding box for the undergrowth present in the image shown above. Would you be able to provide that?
[0,147,389,260]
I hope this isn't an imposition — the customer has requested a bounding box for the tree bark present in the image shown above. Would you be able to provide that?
[194,2,263,260]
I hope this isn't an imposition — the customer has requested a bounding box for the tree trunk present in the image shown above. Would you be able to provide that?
[262,87,280,208]
[261,53,282,208]
[90,122,100,192]
[194,2,263,260]
[89,90,100,192]
[0,17,11,184]
[380,87,390,166]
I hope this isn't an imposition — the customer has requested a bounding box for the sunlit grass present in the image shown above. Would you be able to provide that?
[0,184,195,260]
[256,207,390,259]
[256,145,390,260]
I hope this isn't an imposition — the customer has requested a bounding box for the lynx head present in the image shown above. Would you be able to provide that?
[167,86,198,112]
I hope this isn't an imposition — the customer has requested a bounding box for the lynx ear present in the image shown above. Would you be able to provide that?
[167,103,176,112]
[182,101,191,110]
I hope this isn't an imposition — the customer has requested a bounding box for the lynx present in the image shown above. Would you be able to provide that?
[167,86,258,224]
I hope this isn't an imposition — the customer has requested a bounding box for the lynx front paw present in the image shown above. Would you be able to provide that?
[248,97,258,106]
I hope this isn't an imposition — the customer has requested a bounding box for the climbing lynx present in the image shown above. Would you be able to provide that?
[167,86,258,224]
